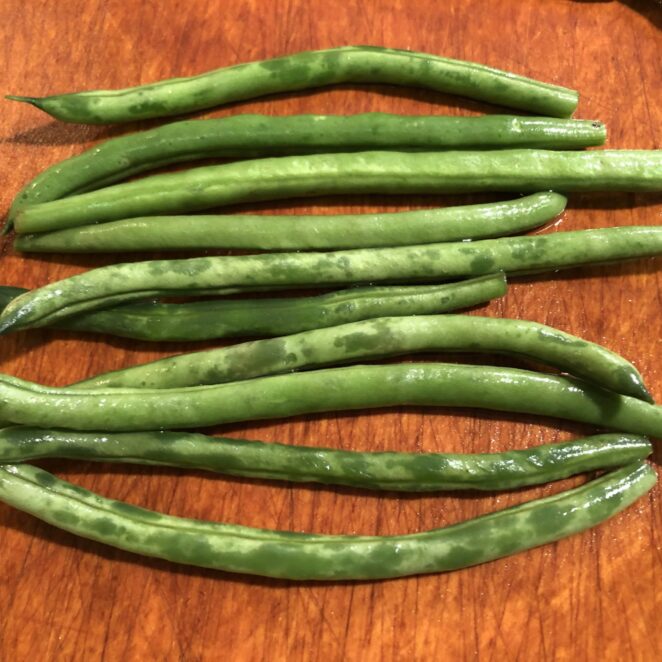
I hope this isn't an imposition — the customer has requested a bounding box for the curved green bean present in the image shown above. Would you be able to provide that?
[75,315,651,402]
[14,192,566,253]
[0,275,505,340]
[0,462,653,580]
[5,115,603,231]
[1,363,662,434]
[5,46,579,123]
[2,227,661,334]
[0,427,651,492]
[13,150,662,234]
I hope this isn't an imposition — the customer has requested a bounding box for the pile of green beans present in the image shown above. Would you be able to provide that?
[2,45,660,581]
[2,363,662,434]
[14,192,566,253]
[12,150,662,234]
[0,427,650,492]
[74,314,651,401]
[5,46,580,122]
[0,275,506,340]
[0,462,653,580]
[2,226,662,333]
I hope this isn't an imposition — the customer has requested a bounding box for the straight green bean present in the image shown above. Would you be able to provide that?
[0,462,653,580]
[0,427,651,492]
[1,363,662,434]
[0,275,505,340]
[13,192,566,253]
[75,315,651,402]
[5,114,602,231]
[13,150,662,234]
[1,227,660,333]
[5,46,579,123]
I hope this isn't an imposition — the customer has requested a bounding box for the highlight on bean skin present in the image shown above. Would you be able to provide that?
[5,46,580,123]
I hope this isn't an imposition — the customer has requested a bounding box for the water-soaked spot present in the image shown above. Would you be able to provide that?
[52,509,79,527]
[470,255,496,273]
[34,470,57,488]
[90,517,119,537]
[110,500,162,521]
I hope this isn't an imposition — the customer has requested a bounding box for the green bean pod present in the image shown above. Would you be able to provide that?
[13,150,662,234]
[14,192,566,253]
[0,462,653,580]
[5,46,579,123]
[0,275,505,340]
[5,115,603,231]
[1,363,662,434]
[75,315,651,402]
[2,227,661,334]
[0,427,651,492]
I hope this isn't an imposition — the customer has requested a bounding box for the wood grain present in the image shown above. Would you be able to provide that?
[0,1,660,660]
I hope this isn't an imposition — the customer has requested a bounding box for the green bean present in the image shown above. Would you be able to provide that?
[13,192,566,253]
[5,115,603,233]
[5,46,579,123]
[0,427,651,492]
[2,227,661,334]
[13,150,662,234]
[75,315,651,402]
[0,461,653,580]
[0,275,505,340]
[1,363,662,434]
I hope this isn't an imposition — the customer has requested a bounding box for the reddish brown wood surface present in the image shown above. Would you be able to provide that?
[1,1,661,660]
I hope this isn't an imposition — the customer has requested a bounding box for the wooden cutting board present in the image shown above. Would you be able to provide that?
[1,1,660,659]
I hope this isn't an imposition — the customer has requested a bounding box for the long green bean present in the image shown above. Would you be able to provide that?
[14,192,566,253]
[13,150,662,234]
[2,227,661,333]
[0,275,505,340]
[0,462,653,580]
[1,363,662,434]
[5,115,602,232]
[75,315,651,402]
[0,427,651,492]
[5,46,579,123]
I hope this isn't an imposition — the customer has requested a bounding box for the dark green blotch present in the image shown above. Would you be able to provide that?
[110,500,163,521]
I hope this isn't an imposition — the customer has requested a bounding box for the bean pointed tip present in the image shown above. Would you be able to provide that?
[5,94,41,107]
